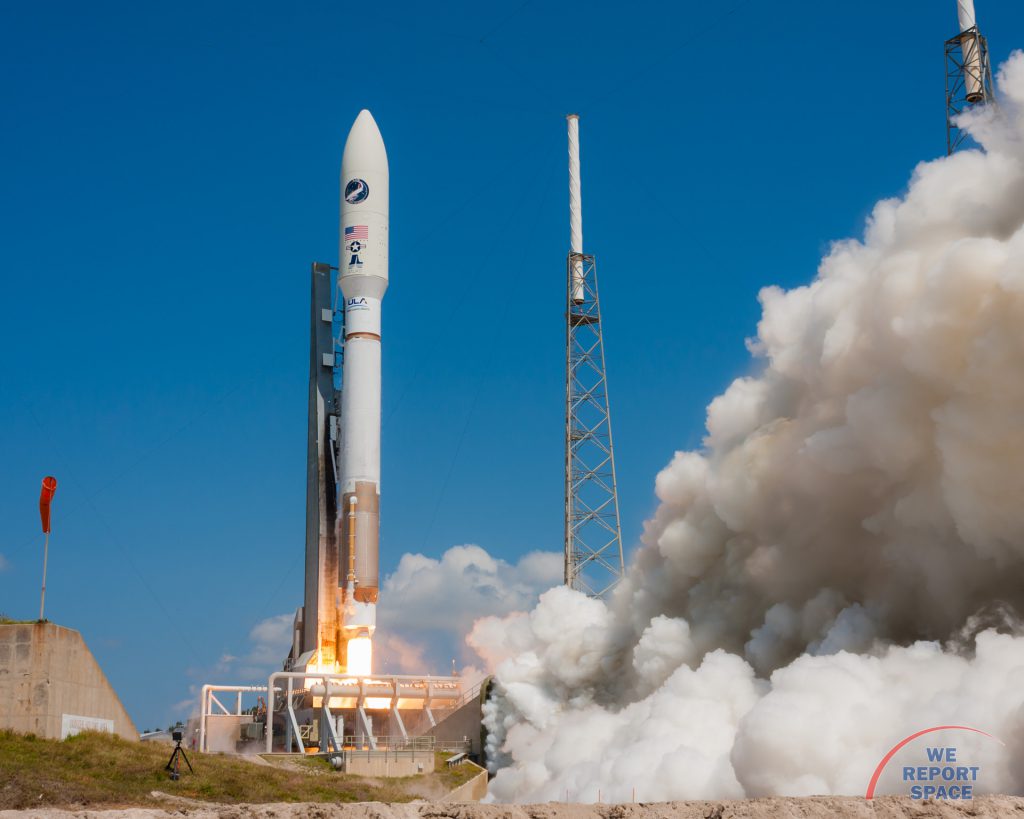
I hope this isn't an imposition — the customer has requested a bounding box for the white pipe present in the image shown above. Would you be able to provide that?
[266,680,274,754]
[39,532,49,621]
[956,0,985,103]
[199,684,267,753]
[957,0,976,32]
[200,686,207,753]
[567,114,584,303]
[264,670,462,754]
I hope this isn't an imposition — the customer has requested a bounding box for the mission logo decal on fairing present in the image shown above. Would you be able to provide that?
[344,225,368,268]
[344,178,369,204]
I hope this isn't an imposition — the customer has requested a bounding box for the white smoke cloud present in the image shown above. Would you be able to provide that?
[376,545,560,674]
[476,53,1024,802]
[182,544,559,697]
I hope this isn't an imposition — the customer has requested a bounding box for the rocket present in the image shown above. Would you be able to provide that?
[336,110,388,675]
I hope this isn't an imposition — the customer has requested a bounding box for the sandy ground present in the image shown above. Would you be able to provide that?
[3,796,1024,819]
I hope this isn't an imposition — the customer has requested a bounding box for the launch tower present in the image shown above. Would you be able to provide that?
[563,114,625,599]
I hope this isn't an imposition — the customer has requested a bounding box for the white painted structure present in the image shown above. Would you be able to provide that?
[956,0,984,101]
[567,114,584,303]
[61,713,113,739]
[198,684,268,753]
[957,0,976,31]
[265,671,461,754]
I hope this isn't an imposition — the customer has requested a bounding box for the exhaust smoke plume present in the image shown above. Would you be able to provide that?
[472,53,1024,802]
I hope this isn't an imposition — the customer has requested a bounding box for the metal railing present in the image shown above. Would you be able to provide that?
[450,678,486,711]
[341,734,434,751]
[438,740,473,754]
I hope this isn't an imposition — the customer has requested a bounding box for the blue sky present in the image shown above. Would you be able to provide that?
[2,0,1021,729]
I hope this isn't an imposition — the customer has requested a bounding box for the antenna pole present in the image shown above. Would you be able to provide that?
[39,531,49,622]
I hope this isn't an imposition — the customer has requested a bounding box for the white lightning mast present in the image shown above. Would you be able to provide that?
[946,0,995,154]
[564,114,625,599]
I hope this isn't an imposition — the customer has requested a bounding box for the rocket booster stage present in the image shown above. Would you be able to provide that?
[336,110,388,672]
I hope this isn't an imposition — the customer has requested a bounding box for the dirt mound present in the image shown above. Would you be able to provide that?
[4,796,1024,819]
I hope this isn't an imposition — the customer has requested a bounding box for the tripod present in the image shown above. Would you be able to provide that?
[165,738,194,781]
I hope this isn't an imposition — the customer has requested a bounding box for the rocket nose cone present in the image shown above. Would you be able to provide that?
[342,109,388,175]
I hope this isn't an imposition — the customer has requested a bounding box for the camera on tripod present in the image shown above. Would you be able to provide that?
[165,727,193,780]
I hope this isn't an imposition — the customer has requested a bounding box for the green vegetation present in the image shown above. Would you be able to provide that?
[0,730,478,809]
[0,616,37,625]
[435,753,484,789]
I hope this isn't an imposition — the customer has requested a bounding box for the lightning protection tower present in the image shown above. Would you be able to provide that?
[564,114,625,599]
[946,0,995,155]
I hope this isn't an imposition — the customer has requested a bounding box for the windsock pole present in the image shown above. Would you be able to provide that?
[38,476,57,622]
[39,532,49,622]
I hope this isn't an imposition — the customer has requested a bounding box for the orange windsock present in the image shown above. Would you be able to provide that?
[39,476,57,534]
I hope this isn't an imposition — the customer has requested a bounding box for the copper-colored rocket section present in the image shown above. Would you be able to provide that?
[340,481,380,603]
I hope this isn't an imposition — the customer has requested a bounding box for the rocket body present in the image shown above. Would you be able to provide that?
[337,110,387,667]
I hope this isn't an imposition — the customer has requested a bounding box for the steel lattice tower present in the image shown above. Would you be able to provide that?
[564,114,624,598]
[945,17,995,155]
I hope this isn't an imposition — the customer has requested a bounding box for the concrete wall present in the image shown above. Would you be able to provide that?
[423,694,486,757]
[442,762,489,802]
[204,714,253,754]
[342,749,434,776]
[0,623,137,741]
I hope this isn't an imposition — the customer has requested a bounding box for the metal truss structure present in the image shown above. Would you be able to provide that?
[265,671,461,754]
[945,26,995,155]
[564,251,624,598]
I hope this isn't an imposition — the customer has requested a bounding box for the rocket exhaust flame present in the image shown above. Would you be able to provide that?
[346,637,373,678]
[472,56,1024,802]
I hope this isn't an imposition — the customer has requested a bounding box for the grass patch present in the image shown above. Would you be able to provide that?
[0,730,454,809]
[435,752,485,789]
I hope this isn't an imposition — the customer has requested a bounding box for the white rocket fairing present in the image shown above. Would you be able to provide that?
[337,110,388,673]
